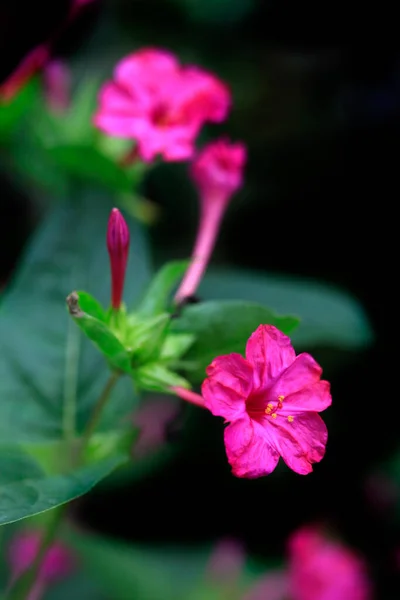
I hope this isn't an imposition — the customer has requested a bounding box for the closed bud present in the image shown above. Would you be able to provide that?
[107,208,130,310]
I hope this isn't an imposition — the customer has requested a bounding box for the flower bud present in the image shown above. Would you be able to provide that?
[107,208,130,309]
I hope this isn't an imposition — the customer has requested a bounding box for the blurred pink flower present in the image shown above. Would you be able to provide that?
[207,538,245,584]
[287,526,372,600]
[93,48,231,162]
[8,530,75,596]
[132,397,180,458]
[43,60,71,113]
[174,138,246,303]
[107,208,130,309]
[191,138,246,203]
[201,324,331,478]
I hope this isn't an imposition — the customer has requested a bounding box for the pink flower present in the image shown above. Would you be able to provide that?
[43,60,71,113]
[132,397,180,458]
[201,324,331,478]
[191,138,246,203]
[107,208,130,309]
[174,138,246,303]
[8,530,75,584]
[93,48,231,162]
[287,526,372,600]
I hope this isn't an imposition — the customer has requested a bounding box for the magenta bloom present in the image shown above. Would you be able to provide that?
[93,48,231,162]
[174,138,246,303]
[107,208,130,309]
[8,530,75,584]
[201,324,331,478]
[191,138,246,204]
[287,526,372,600]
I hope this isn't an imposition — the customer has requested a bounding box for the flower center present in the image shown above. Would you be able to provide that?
[151,102,174,127]
[264,394,284,419]
[246,392,294,423]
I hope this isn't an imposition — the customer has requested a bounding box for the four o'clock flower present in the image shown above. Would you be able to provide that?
[174,138,246,304]
[287,525,372,600]
[107,208,130,310]
[7,530,75,600]
[201,324,331,478]
[93,48,231,162]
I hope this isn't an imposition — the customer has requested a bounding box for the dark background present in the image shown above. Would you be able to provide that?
[0,0,396,597]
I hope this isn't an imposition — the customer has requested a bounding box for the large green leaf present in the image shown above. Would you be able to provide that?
[172,300,299,383]
[68,531,210,600]
[136,260,189,317]
[199,268,373,350]
[0,190,152,443]
[0,447,125,526]
[49,145,135,193]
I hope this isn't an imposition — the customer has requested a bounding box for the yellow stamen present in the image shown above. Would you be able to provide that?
[287,415,294,423]
[265,403,274,415]
[271,413,277,419]
[278,395,285,402]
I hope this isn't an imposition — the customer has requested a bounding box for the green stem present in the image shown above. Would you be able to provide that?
[79,371,120,456]
[6,505,65,600]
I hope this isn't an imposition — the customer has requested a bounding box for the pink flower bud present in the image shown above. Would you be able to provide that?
[43,60,71,113]
[0,45,50,102]
[8,531,75,584]
[107,208,130,309]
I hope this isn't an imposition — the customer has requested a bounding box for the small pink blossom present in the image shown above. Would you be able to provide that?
[93,48,231,162]
[107,208,130,309]
[132,397,180,458]
[174,138,246,303]
[43,60,71,113]
[191,138,246,204]
[201,324,331,478]
[287,526,372,600]
[8,530,75,584]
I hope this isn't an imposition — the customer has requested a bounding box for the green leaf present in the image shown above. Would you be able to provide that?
[0,190,152,443]
[0,447,125,526]
[134,363,191,393]
[160,332,196,361]
[129,313,170,365]
[49,145,134,193]
[67,531,210,600]
[200,268,374,350]
[172,300,299,383]
[67,291,132,373]
[136,260,189,317]
[0,80,40,139]
[75,291,107,322]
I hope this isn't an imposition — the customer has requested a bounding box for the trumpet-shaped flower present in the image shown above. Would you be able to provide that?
[202,324,331,478]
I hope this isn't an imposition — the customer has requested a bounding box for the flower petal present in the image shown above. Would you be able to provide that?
[224,417,280,478]
[270,353,322,395]
[271,412,328,475]
[246,325,296,387]
[282,381,332,414]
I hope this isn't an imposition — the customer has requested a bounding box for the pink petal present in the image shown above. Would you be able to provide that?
[93,113,137,138]
[98,83,140,115]
[224,417,280,478]
[281,381,331,414]
[270,353,322,395]
[246,325,296,388]
[202,354,253,420]
[115,48,179,89]
[271,412,328,475]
